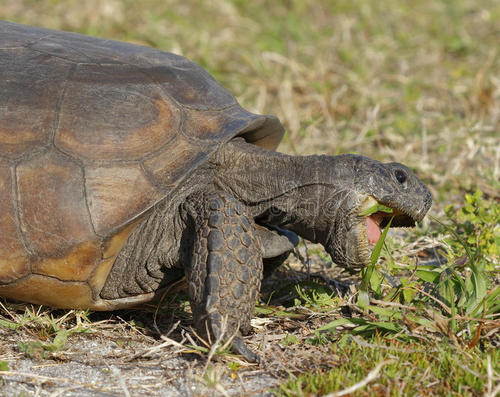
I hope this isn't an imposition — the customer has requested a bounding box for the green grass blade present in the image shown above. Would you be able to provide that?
[358,217,393,309]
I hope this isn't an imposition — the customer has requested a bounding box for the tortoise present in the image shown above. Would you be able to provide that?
[0,20,432,361]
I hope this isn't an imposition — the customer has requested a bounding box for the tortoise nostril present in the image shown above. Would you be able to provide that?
[395,169,407,184]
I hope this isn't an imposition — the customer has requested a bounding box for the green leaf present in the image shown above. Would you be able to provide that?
[359,203,394,216]
[481,286,500,316]
[368,305,402,319]
[402,287,416,303]
[51,329,68,351]
[365,321,402,333]
[384,241,396,272]
[281,334,300,346]
[19,341,48,359]
[371,217,393,265]
[18,329,69,359]
[255,305,303,318]
[466,266,488,315]
[317,318,353,333]
[349,319,402,334]
[0,319,19,330]
[357,290,371,310]
[369,270,384,295]
[416,270,441,283]
[438,277,455,309]
[358,217,393,310]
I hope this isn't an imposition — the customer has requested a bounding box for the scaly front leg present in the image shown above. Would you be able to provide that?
[184,191,263,362]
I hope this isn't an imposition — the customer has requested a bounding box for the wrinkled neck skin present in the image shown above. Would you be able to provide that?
[212,139,362,249]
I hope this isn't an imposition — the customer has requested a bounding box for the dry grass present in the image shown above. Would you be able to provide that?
[0,0,499,396]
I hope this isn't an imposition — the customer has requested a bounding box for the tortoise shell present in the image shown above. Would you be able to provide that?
[0,21,284,309]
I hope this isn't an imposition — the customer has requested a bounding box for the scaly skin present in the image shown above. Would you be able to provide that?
[184,191,263,362]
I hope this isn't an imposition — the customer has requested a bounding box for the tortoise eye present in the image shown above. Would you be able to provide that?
[395,169,408,184]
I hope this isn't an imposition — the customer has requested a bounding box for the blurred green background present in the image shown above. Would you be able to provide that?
[1,0,499,207]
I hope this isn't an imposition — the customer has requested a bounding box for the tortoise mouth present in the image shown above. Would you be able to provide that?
[354,196,417,265]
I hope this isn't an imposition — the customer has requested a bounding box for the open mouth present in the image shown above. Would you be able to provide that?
[355,196,417,262]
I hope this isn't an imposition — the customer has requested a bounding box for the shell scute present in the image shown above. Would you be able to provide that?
[32,241,101,281]
[0,275,94,309]
[16,150,98,260]
[143,134,209,189]
[85,164,164,236]
[0,48,71,160]
[55,63,181,162]
[143,63,235,110]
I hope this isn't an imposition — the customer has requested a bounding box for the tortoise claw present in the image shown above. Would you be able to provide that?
[231,336,260,363]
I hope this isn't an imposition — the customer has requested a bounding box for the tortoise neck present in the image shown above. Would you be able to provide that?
[213,138,301,206]
[212,139,348,237]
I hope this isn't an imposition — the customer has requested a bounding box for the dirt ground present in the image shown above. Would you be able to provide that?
[0,333,279,396]
[0,257,354,396]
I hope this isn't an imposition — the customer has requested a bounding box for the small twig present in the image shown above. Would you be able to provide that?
[324,360,394,397]
[0,301,17,321]
[153,278,186,334]
[184,328,203,349]
[456,363,499,381]
[164,320,181,339]
[203,316,228,375]
[486,355,494,397]
[158,334,188,350]
[125,324,185,362]
[487,384,500,397]
[410,287,452,314]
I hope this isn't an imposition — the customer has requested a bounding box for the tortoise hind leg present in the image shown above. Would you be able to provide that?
[184,191,263,362]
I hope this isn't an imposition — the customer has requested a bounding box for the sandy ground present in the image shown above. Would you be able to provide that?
[1,321,281,396]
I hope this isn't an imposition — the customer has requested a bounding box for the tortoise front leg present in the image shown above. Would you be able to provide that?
[185,191,263,362]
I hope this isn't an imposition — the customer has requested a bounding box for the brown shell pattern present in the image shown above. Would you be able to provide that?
[0,21,284,307]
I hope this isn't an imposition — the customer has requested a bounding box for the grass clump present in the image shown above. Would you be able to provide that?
[273,191,499,396]
[348,190,498,344]
[443,189,499,272]
[17,329,69,360]
[276,337,499,397]
[0,305,94,360]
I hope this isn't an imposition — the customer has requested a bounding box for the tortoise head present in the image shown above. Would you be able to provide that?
[308,154,432,271]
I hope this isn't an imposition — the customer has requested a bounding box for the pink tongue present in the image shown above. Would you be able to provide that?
[366,216,382,244]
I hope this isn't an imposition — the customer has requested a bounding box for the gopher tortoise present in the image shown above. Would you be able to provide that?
[0,21,431,361]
